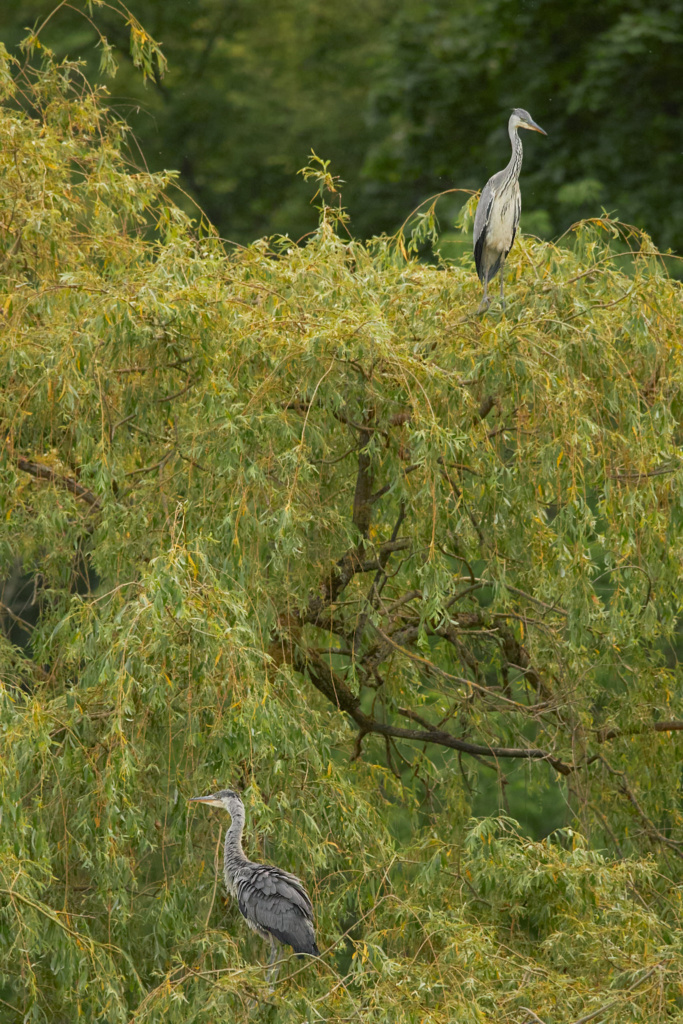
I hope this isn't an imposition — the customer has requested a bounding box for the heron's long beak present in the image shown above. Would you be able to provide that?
[190,794,222,806]
[524,118,547,135]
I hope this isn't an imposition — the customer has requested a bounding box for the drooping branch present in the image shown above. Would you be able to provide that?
[618,777,683,858]
[374,626,543,711]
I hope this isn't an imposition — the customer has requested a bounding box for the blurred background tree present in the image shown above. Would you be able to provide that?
[1,0,682,249]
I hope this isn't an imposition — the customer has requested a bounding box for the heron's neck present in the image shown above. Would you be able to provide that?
[504,122,524,185]
[224,804,248,877]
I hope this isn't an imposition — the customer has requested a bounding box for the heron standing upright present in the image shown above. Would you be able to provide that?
[190,789,319,981]
[473,108,547,312]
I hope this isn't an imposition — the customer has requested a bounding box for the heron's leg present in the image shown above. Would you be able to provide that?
[499,266,506,312]
[267,935,278,967]
[477,277,490,314]
[265,935,281,988]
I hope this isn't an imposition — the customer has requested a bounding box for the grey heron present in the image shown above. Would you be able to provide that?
[190,789,319,981]
[473,108,547,312]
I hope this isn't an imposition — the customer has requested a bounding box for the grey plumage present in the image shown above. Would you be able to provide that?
[473,108,547,312]
[190,788,319,978]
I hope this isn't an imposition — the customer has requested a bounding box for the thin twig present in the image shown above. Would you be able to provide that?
[0,600,34,632]
[154,376,198,404]
[567,962,663,1024]
[519,1008,548,1024]
[203,826,223,931]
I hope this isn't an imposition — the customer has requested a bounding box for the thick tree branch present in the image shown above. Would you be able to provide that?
[352,424,373,536]
[290,641,573,775]
[597,720,683,742]
[154,374,198,404]
[368,719,571,771]
[476,394,496,421]
[352,502,407,655]
[293,538,409,629]
[13,454,101,511]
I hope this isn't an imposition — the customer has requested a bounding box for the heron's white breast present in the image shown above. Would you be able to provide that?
[487,185,520,254]
[224,866,239,898]
[244,916,270,940]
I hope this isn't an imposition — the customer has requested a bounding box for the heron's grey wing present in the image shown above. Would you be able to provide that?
[473,176,498,282]
[473,169,505,280]
[236,864,318,955]
[504,185,522,259]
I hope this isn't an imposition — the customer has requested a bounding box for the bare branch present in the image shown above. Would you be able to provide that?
[377,625,537,711]
[501,584,568,617]
[124,451,175,479]
[113,357,193,374]
[440,463,485,547]
[0,599,35,632]
[282,400,388,437]
[358,707,573,775]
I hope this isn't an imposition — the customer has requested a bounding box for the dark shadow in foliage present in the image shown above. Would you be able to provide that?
[0,550,99,684]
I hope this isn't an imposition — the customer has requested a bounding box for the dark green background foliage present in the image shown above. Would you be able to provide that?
[0,0,682,247]
[1,11,683,1024]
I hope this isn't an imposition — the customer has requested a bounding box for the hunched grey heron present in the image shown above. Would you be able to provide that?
[473,108,547,312]
[190,789,319,980]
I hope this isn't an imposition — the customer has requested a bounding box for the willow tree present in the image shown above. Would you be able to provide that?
[0,22,682,1024]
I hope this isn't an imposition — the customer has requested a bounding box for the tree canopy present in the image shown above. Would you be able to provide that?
[1,25,683,1024]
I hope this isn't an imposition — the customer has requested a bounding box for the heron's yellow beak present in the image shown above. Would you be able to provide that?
[190,795,223,807]
[524,119,547,136]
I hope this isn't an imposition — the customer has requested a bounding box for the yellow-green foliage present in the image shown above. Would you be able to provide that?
[0,42,682,1024]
